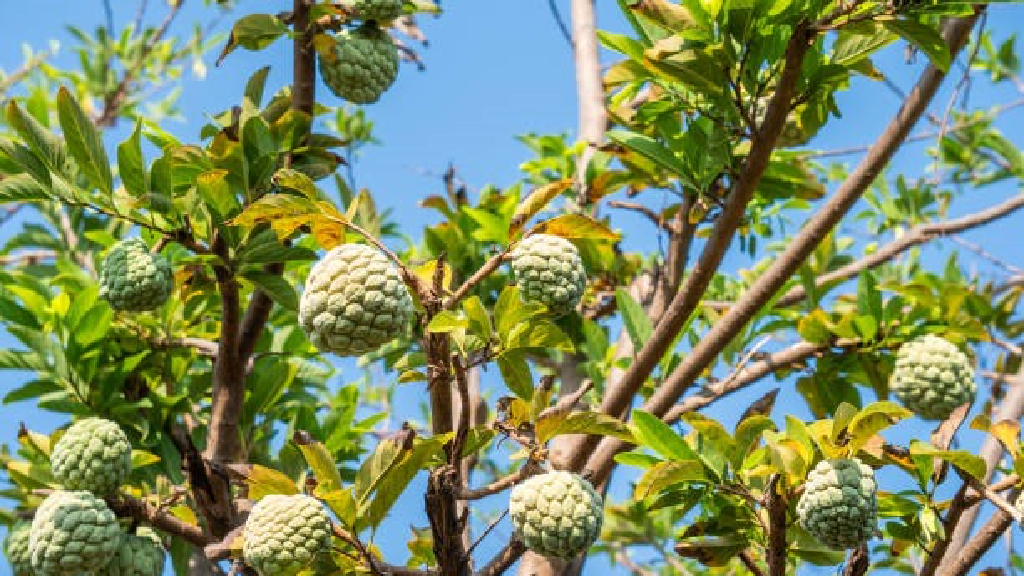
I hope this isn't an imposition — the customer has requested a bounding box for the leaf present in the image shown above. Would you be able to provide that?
[535,411,635,445]
[607,130,693,185]
[883,19,951,72]
[909,441,987,481]
[635,460,708,499]
[496,350,533,400]
[971,415,1021,458]
[129,449,161,469]
[505,320,574,352]
[508,178,573,236]
[631,411,697,461]
[57,87,112,194]
[845,402,912,454]
[117,121,147,197]
[531,213,620,241]
[227,193,319,239]
[273,168,321,199]
[242,271,299,311]
[241,464,300,499]
[426,311,468,333]
[356,435,448,532]
[616,288,653,350]
[294,430,344,494]
[217,14,290,65]
[462,296,493,341]
[0,173,49,202]
[732,415,775,469]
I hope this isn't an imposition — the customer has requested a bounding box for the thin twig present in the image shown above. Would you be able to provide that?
[445,250,509,309]
[474,540,526,576]
[547,0,573,47]
[453,466,533,500]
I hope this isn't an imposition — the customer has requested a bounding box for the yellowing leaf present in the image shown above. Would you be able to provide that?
[294,431,344,494]
[845,402,912,455]
[531,214,621,241]
[535,411,635,445]
[635,460,708,499]
[508,178,573,237]
[243,464,300,500]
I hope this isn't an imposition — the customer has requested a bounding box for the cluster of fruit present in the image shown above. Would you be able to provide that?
[4,418,164,576]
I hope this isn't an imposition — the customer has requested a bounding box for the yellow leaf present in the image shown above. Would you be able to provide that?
[531,213,620,241]
[508,179,573,237]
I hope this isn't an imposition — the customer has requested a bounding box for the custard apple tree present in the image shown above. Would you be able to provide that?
[0,1,1023,576]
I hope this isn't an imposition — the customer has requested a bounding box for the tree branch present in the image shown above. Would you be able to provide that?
[106,492,212,548]
[581,9,984,486]
[937,489,1022,576]
[565,20,815,474]
[571,0,606,191]
[149,336,220,359]
[475,540,526,576]
[765,475,786,576]
[445,250,508,310]
[452,466,533,500]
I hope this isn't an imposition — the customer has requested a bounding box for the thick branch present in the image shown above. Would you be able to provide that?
[566,21,814,473]
[773,193,1024,307]
[937,490,1021,576]
[149,336,219,359]
[582,10,984,485]
[571,0,606,187]
[475,541,526,576]
[106,493,212,548]
[765,475,786,576]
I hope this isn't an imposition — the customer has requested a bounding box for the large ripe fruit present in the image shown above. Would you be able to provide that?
[98,238,174,312]
[319,24,399,104]
[796,458,878,550]
[889,334,976,420]
[509,471,603,559]
[29,490,123,576]
[509,234,587,316]
[299,243,413,356]
[242,494,332,576]
[50,417,132,496]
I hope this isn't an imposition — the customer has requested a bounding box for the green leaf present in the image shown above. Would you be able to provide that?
[57,87,113,194]
[243,464,300,500]
[462,296,493,341]
[635,460,708,499]
[909,441,987,481]
[273,168,321,199]
[631,411,697,461]
[616,288,653,350]
[426,310,468,333]
[505,319,575,352]
[0,173,49,201]
[117,122,147,197]
[217,14,290,65]
[607,130,694,186]
[535,411,635,445]
[496,350,534,400]
[294,431,344,493]
[856,272,883,322]
[732,415,776,470]
[242,271,299,311]
[883,19,951,73]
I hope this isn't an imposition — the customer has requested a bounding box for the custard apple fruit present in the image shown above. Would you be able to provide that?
[889,334,976,420]
[29,490,122,576]
[51,417,132,495]
[319,24,399,104]
[4,521,32,576]
[509,471,603,559]
[796,458,878,549]
[99,238,174,312]
[299,243,414,356]
[339,0,403,21]
[509,234,587,316]
[242,494,331,576]
[98,527,165,576]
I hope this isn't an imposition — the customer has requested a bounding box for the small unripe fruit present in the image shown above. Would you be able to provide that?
[242,494,332,576]
[299,243,414,356]
[509,471,603,559]
[98,238,174,312]
[50,417,132,495]
[796,458,878,549]
[4,521,32,576]
[319,24,399,104]
[509,234,587,316]
[890,335,976,420]
[30,490,123,576]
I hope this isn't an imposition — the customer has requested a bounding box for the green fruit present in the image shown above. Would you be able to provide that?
[509,471,603,559]
[299,243,413,356]
[98,238,173,312]
[98,527,165,576]
[51,417,132,495]
[29,490,123,576]
[4,521,32,576]
[339,0,404,21]
[796,458,878,550]
[242,494,331,576]
[509,234,587,316]
[319,24,399,104]
[890,335,976,420]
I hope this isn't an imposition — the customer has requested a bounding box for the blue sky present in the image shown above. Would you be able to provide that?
[1,1,1023,575]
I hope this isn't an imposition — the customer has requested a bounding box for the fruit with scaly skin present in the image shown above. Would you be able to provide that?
[319,24,399,104]
[242,494,332,576]
[339,0,404,21]
[509,471,603,559]
[889,334,976,420]
[796,458,878,549]
[98,527,165,576]
[299,243,414,356]
[98,238,174,312]
[29,490,123,576]
[50,417,132,496]
[3,521,32,576]
[509,234,587,316]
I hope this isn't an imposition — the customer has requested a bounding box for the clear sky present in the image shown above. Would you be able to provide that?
[0,1,1023,575]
